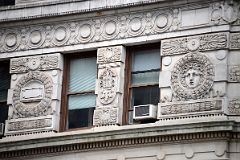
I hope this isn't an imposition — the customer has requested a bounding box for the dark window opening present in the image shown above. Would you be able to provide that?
[0,0,15,6]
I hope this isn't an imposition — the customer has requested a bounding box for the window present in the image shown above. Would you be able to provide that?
[61,52,97,130]
[0,61,10,137]
[124,44,160,124]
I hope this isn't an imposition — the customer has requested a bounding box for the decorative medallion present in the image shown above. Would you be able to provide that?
[97,46,122,64]
[98,68,117,105]
[102,18,119,40]
[27,28,45,48]
[12,71,53,118]
[127,15,145,37]
[2,30,21,51]
[93,107,118,126]
[78,22,95,43]
[53,25,70,46]
[171,52,214,100]
[152,12,173,33]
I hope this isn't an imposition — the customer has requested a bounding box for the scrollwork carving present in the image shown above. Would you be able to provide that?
[171,52,214,101]
[97,46,122,64]
[10,54,59,73]
[230,33,240,49]
[161,33,228,56]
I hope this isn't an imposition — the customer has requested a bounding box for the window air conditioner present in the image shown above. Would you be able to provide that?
[0,123,4,136]
[133,104,157,120]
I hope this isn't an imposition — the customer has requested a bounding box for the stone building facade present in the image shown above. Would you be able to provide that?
[0,0,240,159]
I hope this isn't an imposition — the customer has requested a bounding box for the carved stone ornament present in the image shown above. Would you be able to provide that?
[98,68,117,105]
[228,98,240,114]
[97,46,121,64]
[0,7,173,53]
[161,99,222,115]
[230,33,240,49]
[171,52,214,101]
[10,54,59,74]
[211,1,240,24]
[228,65,240,82]
[12,71,53,118]
[93,107,118,126]
[161,32,228,56]
[7,118,52,131]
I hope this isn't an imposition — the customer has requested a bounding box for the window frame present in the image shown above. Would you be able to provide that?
[60,51,97,131]
[123,43,161,125]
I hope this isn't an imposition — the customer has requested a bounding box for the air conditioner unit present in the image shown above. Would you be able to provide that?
[133,104,157,120]
[0,123,4,136]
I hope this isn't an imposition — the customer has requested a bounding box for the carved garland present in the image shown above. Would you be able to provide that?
[171,52,214,101]
[12,71,53,118]
[93,107,118,126]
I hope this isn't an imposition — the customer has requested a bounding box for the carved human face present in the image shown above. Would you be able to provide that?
[185,69,201,88]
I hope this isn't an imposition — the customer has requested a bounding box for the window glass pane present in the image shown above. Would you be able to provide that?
[131,71,159,85]
[0,63,10,102]
[132,48,160,72]
[68,94,96,110]
[68,107,94,129]
[0,103,8,124]
[69,57,97,92]
[132,86,159,106]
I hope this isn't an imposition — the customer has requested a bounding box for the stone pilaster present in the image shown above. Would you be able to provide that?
[93,46,126,126]
[5,53,63,136]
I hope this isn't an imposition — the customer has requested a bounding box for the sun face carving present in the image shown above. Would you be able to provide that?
[171,52,214,101]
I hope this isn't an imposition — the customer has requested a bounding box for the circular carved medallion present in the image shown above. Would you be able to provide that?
[127,15,145,36]
[12,71,53,118]
[102,19,119,40]
[2,31,21,51]
[78,23,95,43]
[152,12,173,33]
[53,25,70,46]
[171,52,214,100]
[27,28,45,48]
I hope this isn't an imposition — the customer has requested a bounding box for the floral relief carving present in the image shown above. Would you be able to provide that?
[171,52,214,101]
[228,65,240,82]
[230,33,240,49]
[93,107,118,126]
[7,118,52,131]
[97,46,122,64]
[161,32,228,56]
[98,67,117,105]
[229,98,240,114]
[12,71,53,118]
[10,54,59,73]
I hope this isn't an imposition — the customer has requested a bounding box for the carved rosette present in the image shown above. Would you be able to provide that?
[171,52,214,101]
[12,71,53,118]
[98,68,117,105]
[228,99,240,114]
[93,107,118,126]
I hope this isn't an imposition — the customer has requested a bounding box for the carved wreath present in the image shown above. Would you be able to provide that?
[171,52,214,100]
[12,71,53,118]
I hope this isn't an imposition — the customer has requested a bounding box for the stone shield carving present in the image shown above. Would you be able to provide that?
[12,71,53,118]
[98,68,117,105]
[171,52,214,101]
